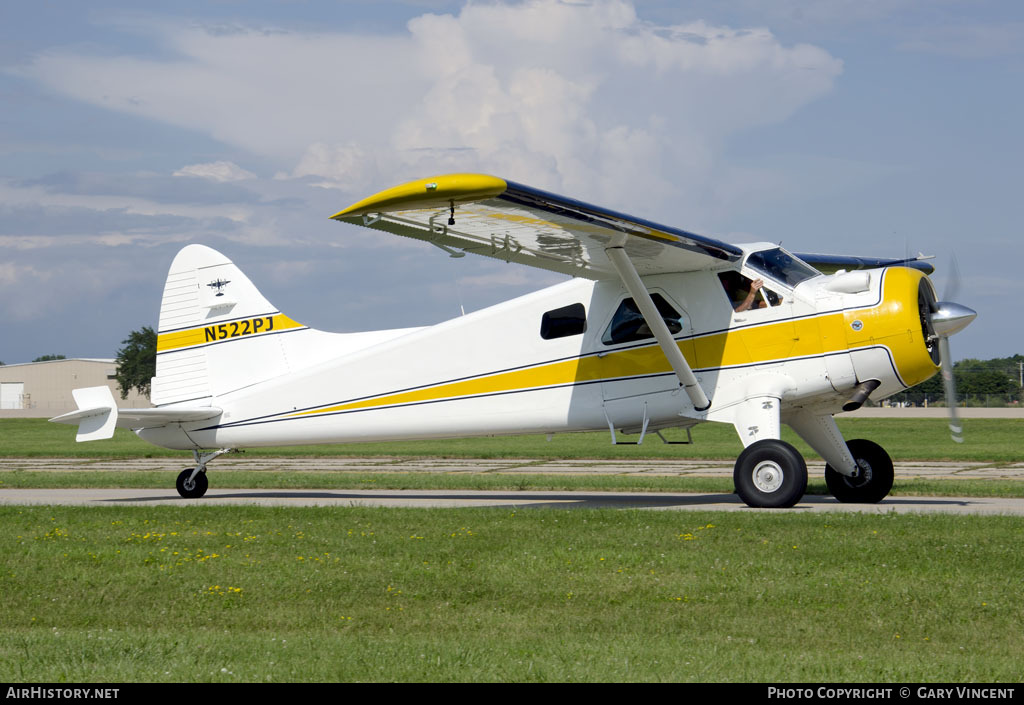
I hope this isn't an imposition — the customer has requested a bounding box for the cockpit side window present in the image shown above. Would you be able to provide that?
[718,271,782,311]
[601,294,683,345]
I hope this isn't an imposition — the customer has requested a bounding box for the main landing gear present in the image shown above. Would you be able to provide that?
[733,437,894,508]
[824,439,894,504]
[175,448,234,499]
[733,439,807,508]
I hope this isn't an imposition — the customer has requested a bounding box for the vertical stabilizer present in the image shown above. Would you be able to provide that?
[152,245,307,405]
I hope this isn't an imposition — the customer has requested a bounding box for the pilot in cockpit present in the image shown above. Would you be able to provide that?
[720,271,763,311]
[719,271,781,312]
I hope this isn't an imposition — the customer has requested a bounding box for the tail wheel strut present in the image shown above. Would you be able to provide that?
[175,448,234,499]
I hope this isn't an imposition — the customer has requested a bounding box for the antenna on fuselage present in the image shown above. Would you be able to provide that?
[455,278,466,317]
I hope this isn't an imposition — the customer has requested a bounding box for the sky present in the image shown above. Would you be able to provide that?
[1,0,1021,365]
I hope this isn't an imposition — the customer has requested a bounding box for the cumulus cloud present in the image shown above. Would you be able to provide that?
[1,1,851,358]
[14,0,842,219]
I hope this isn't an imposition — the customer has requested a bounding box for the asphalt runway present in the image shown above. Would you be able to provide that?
[2,456,1024,515]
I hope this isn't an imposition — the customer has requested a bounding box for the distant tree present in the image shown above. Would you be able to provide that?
[890,353,1023,406]
[115,326,156,399]
[32,354,66,362]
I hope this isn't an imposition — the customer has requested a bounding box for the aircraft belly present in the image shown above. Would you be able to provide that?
[602,387,687,434]
[136,425,204,451]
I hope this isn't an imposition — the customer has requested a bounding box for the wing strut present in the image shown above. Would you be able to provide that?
[605,246,711,411]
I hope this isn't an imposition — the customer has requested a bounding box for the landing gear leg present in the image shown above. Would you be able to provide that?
[175,448,234,499]
[786,411,892,502]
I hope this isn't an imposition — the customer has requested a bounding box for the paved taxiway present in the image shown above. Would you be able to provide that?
[2,456,1024,515]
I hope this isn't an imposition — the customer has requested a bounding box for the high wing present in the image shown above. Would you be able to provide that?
[332,172,730,410]
[331,174,937,414]
[330,174,742,278]
[332,173,936,277]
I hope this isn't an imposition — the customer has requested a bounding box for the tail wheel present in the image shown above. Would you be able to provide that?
[825,439,893,503]
[176,468,209,499]
[734,439,807,508]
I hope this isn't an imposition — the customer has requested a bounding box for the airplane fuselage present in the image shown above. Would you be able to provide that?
[139,260,939,453]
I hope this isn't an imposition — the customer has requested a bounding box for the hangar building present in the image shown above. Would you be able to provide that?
[0,359,151,418]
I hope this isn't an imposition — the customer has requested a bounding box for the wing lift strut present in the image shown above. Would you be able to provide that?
[605,246,711,412]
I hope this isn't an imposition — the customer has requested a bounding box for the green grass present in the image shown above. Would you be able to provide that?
[2,505,1022,682]
[4,417,1024,462]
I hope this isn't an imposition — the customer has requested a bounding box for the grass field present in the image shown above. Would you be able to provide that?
[2,417,1022,683]
[2,504,1022,682]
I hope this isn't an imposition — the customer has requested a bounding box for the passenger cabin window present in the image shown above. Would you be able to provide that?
[602,294,683,345]
[718,271,782,312]
[540,303,587,340]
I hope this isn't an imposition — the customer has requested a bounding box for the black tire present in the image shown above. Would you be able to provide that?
[176,468,209,499]
[733,439,807,508]
[825,439,893,503]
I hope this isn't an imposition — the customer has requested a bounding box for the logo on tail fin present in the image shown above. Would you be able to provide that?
[207,278,231,296]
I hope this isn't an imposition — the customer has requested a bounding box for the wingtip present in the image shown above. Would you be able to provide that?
[330,173,507,220]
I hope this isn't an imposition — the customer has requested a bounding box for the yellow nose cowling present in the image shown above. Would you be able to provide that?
[844,267,940,389]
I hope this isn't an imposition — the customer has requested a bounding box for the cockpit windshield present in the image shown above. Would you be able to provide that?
[746,248,819,288]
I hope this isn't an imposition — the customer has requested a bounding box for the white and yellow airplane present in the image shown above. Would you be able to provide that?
[51,174,976,508]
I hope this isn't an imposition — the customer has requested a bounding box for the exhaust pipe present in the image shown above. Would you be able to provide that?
[843,379,881,412]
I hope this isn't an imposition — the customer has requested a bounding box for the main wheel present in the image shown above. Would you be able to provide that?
[825,439,893,503]
[176,468,209,499]
[733,439,807,508]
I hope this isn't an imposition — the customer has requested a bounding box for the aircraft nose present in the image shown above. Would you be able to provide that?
[931,302,977,337]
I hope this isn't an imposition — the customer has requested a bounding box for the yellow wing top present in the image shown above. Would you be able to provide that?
[331,173,743,279]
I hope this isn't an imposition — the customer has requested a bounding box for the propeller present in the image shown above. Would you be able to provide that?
[930,257,976,443]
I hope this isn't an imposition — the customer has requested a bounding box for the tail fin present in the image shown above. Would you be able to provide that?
[152,245,308,404]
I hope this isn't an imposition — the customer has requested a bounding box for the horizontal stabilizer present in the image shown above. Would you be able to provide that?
[115,408,223,426]
[49,386,221,442]
[49,387,118,442]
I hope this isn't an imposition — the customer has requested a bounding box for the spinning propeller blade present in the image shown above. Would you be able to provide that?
[931,257,974,443]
